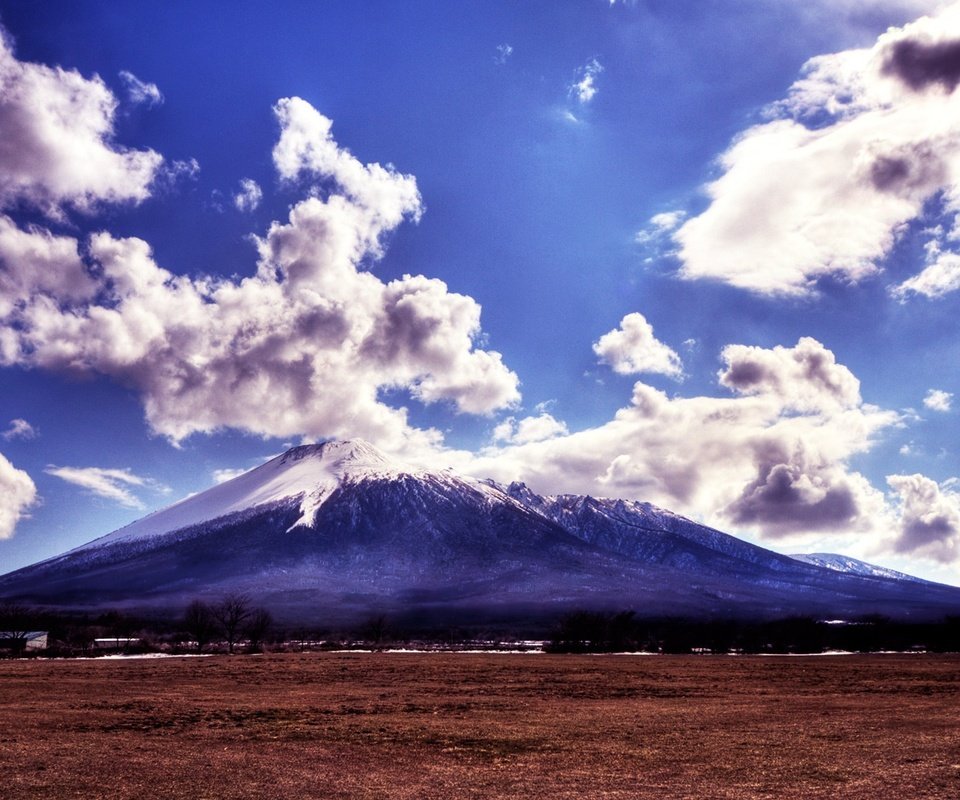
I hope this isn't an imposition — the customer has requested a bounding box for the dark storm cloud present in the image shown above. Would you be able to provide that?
[868,143,947,194]
[897,514,958,552]
[721,360,766,391]
[726,459,859,536]
[887,475,960,563]
[882,37,960,92]
[869,156,911,190]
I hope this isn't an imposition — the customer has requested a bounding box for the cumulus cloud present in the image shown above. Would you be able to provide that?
[0,98,519,455]
[892,237,960,297]
[0,28,163,216]
[469,338,896,541]
[1,418,36,441]
[233,178,262,212]
[272,96,423,235]
[887,473,960,561]
[570,59,603,104]
[718,337,861,413]
[0,452,36,539]
[118,70,163,106]
[0,215,97,324]
[924,387,953,410]
[492,413,569,445]
[45,465,162,509]
[494,44,513,65]
[593,313,683,377]
[673,3,960,296]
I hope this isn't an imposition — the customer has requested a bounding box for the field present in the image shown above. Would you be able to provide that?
[2,653,959,799]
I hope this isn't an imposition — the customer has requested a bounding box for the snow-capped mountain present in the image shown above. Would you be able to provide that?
[2,440,958,624]
[79,439,424,549]
[789,553,932,584]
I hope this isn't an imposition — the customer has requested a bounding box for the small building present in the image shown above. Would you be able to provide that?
[93,637,141,650]
[0,631,48,652]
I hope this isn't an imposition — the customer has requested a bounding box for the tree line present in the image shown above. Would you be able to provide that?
[5,599,960,655]
[182,594,272,653]
[0,595,273,656]
[545,610,960,653]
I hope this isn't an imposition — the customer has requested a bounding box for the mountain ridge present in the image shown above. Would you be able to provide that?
[2,439,958,624]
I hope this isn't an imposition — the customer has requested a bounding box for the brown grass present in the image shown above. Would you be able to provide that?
[2,652,959,798]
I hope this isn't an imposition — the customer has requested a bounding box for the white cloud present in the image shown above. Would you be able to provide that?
[0,452,36,539]
[166,158,200,182]
[468,338,897,543]
[635,210,685,244]
[211,467,248,485]
[649,210,685,230]
[887,473,960,561]
[924,388,953,410]
[0,215,97,323]
[272,96,422,235]
[45,465,167,509]
[118,70,163,106]
[593,313,683,377]
[1,418,36,441]
[892,238,960,298]
[494,44,513,65]
[0,28,163,216]
[233,178,262,212]
[0,98,519,457]
[718,337,861,413]
[673,3,960,296]
[492,413,569,445]
[570,59,603,104]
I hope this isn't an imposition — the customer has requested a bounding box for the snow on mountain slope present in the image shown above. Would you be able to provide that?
[4,439,960,623]
[73,439,527,553]
[75,440,424,550]
[790,553,932,584]
[497,482,807,575]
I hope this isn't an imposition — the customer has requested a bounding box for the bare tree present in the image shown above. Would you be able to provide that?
[67,625,95,655]
[360,614,390,647]
[0,601,32,655]
[213,594,251,654]
[245,607,273,653]
[183,600,217,653]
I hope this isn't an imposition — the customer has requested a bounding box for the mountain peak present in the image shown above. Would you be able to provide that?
[76,438,405,551]
[280,439,392,471]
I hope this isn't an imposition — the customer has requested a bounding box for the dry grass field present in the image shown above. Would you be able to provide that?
[2,652,959,799]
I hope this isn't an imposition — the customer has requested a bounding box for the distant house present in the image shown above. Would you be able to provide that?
[0,631,48,652]
[93,637,141,651]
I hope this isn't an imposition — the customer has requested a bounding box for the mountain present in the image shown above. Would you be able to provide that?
[789,553,933,584]
[1,439,958,625]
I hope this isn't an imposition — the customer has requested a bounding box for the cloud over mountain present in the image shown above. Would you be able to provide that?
[888,473,960,561]
[471,337,896,542]
[0,97,519,453]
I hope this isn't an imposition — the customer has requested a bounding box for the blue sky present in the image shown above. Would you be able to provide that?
[2,0,960,583]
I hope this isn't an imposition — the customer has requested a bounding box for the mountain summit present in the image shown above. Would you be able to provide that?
[2,440,959,624]
[81,439,417,549]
